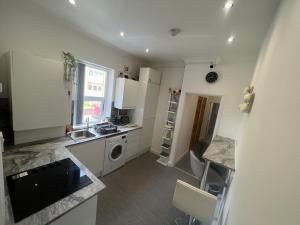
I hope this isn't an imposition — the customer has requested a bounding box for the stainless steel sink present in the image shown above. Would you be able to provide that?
[68,130,96,141]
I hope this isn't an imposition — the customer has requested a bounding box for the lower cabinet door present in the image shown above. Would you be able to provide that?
[139,118,155,152]
[125,129,141,162]
[126,141,139,162]
[67,139,105,177]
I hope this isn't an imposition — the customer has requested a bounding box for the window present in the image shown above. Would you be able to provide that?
[73,62,112,125]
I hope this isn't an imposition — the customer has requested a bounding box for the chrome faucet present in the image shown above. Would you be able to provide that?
[86,117,90,131]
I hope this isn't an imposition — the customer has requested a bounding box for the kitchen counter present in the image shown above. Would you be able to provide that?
[202,135,235,171]
[3,138,105,225]
[2,125,142,225]
[67,125,142,146]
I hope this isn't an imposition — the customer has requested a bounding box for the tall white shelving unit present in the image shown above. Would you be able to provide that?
[157,88,181,166]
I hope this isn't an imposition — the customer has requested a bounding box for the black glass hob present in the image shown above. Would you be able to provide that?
[6,158,92,222]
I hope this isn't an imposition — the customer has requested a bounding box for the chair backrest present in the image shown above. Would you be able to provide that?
[190,150,204,179]
[173,180,217,225]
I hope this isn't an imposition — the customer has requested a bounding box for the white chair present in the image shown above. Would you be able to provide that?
[190,150,225,190]
[173,180,217,225]
[190,150,204,180]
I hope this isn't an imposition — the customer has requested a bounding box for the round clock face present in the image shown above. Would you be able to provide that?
[205,71,218,83]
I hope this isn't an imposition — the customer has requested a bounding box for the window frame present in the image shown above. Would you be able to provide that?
[72,60,112,126]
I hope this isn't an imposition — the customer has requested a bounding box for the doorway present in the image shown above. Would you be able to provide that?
[175,94,221,176]
[189,95,221,150]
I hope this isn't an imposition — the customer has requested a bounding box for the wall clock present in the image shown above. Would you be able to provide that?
[205,71,218,83]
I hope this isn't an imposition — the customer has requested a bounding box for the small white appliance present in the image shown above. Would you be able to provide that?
[103,134,127,176]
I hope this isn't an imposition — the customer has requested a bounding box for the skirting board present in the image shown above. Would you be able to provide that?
[168,149,189,167]
[139,147,151,156]
[150,147,160,156]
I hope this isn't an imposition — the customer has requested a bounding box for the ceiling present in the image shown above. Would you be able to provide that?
[30,0,280,65]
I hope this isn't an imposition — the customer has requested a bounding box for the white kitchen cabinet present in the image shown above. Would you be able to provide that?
[8,51,71,131]
[125,129,141,162]
[139,67,161,85]
[114,78,138,109]
[132,68,161,152]
[144,83,160,119]
[139,118,155,152]
[67,138,105,177]
[133,68,161,125]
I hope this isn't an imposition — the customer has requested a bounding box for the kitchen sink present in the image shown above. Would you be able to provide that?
[68,130,96,141]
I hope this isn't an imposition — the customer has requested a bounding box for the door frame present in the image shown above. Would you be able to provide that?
[168,91,223,166]
[189,96,207,149]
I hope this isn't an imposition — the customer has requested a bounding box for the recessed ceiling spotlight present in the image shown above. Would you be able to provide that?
[227,35,235,43]
[69,0,76,5]
[145,48,149,53]
[120,32,125,37]
[224,0,234,9]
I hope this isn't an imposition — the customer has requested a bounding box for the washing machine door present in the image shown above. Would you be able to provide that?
[109,144,124,162]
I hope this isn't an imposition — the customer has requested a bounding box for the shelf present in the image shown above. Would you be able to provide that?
[157,157,169,166]
[167,110,177,114]
[157,88,181,167]
[161,143,171,149]
[166,120,175,124]
[164,124,174,130]
[160,151,169,157]
[162,136,172,141]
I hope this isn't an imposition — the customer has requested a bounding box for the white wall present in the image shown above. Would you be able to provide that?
[151,67,184,154]
[169,93,198,165]
[227,1,300,225]
[0,0,145,142]
[0,0,145,99]
[182,63,255,140]
[169,62,254,164]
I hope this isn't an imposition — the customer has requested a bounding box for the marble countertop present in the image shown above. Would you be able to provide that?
[202,135,236,171]
[66,125,142,146]
[2,125,142,225]
[3,138,105,225]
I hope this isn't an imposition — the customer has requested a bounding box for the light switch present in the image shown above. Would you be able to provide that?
[0,83,2,93]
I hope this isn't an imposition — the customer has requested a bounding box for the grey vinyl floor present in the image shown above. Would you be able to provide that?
[175,153,194,177]
[96,152,198,225]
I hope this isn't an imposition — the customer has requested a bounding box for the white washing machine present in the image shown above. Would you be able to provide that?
[103,134,127,176]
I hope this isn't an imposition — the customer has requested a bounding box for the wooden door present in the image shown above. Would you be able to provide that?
[205,102,220,142]
[189,96,207,149]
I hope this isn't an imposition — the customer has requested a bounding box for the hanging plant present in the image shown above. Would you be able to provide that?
[62,51,77,81]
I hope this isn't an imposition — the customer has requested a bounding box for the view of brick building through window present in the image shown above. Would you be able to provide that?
[83,66,107,123]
